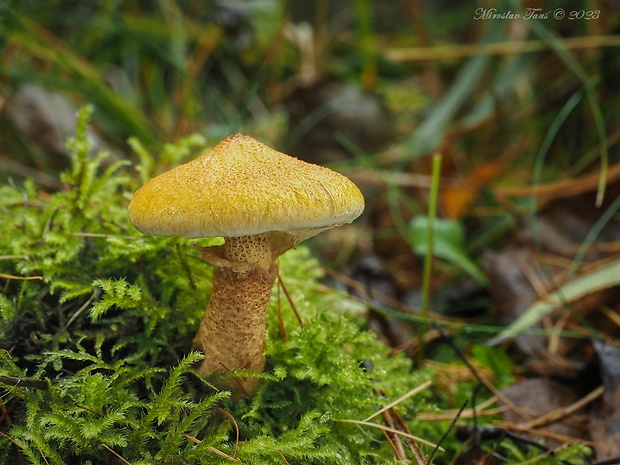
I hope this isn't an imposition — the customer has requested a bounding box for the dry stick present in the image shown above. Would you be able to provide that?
[368,387,407,461]
[379,422,404,460]
[365,374,435,462]
[433,324,486,434]
[101,444,131,465]
[364,380,433,423]
[456,424,562,456]
[337,419,441,449]
[519,385,604,431]
[432,323,533,422]
[0,273,42,281]
[61,289,100,333]
[184,434,242,463]
[277,271,305,328]
[427,400,467,465]
[390,411,426,465]
[431,322,534,458]
[276,281,288,341]
[377,415,407,461]
[495,159,620,204]
[0,255,29,260]
[218,408,241,460]
[277,451,291,465]
[481,383,604,448]
[492,426,594,449]
[601,306,620,327]
[76,404,104,417]
[0,376,49,390]
[0,430,20,448]
[0,402,12,427]
[364,380,433,421]
[416,396,503,421]
[37,446,50,465]
[435,323,598,455]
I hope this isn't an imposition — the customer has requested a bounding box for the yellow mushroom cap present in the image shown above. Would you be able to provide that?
[128,134,365,244]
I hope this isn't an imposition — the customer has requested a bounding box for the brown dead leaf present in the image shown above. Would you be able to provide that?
[441,160,502,220]
[494,161,620,207]
[500,378,590,447]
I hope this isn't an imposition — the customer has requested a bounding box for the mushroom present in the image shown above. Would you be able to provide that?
[128,134,364,394]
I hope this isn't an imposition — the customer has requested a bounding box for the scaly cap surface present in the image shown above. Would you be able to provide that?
[128,134,364,244]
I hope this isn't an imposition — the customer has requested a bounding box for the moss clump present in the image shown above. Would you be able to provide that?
[0,107,591,464]
[0,106,437,464]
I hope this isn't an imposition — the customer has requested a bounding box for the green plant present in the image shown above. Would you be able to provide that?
[409,216,488,286]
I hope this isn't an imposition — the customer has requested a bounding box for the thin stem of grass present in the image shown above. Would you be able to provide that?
[418,153,442,362]
[353,0,377,90]
[522,4,609,206]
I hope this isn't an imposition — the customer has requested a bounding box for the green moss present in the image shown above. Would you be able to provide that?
[0,107,590,464]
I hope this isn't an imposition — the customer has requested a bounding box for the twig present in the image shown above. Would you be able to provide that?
[101,444,131,465]
[416,396,502,421]
[519,385,604,431]
[0,430,20,447]
[277,272,305,328]
[364,380,433,422]
[218,408,240,459]
[0,273,42,281]
[386,35,620,62]
[0,401,12,427]
[0,376,49,390]
[76,404,104,417]
[276,281,287,341]
[60,289,100,333]
[184,434,242,463]
[378,415,407,461]
[336,419,442,450]
[37,446,50,465]
[433,323,531,423]
[390,411,426,465]
[427,400,467,465]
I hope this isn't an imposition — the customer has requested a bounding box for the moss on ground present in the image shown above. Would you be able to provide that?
[0,107,591,464]
[0,107,435,464]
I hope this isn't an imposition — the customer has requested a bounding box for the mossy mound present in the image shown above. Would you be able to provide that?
[0,107,592,464]
[0,107,439,464]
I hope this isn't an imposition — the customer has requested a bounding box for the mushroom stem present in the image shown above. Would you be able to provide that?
[193,234,277,394]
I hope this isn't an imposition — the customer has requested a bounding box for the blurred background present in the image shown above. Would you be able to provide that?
[2,0,620,454]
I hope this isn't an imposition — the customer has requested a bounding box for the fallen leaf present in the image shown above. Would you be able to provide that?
[441,160,501,219]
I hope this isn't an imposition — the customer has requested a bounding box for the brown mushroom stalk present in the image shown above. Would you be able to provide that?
[193,235,277,394]
[127,134,364,395]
